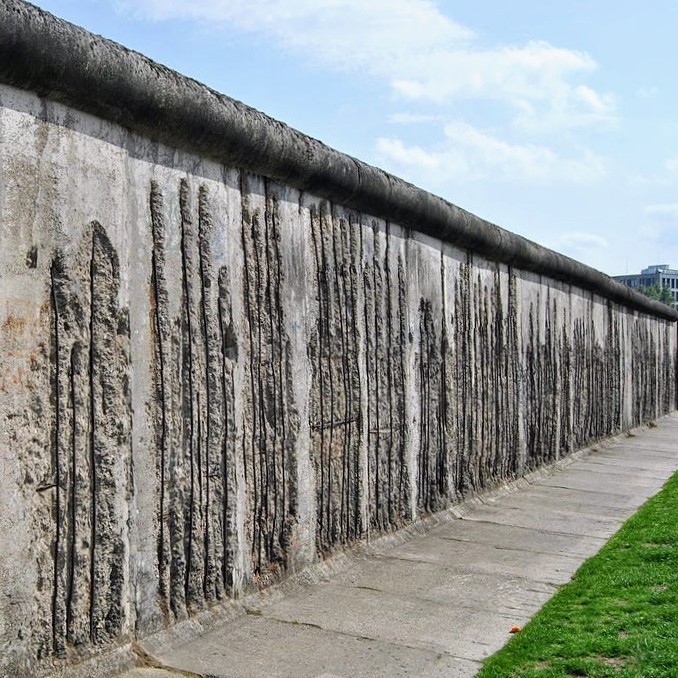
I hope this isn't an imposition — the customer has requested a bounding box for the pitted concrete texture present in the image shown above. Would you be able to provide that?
[117,413,678,678]
[2,67,677,671]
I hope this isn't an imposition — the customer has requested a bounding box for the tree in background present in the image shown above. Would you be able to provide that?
[637,284,675,307]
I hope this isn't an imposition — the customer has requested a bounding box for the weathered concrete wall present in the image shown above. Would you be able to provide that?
[0,2,676,675]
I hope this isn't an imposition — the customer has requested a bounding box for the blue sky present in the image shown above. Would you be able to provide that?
[30,0,678,276]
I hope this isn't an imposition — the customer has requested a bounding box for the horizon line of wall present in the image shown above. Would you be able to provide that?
[1,1,676,675]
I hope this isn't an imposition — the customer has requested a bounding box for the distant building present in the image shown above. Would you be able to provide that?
[613,264,678,307]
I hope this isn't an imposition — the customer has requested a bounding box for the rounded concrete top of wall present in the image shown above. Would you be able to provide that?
[1,0,677,321]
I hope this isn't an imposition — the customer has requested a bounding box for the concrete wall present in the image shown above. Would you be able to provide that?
[1,2,676,675]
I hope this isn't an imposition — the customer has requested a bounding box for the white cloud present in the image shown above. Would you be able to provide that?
[645,203,678,218]
[664,157,678,174]
[630,157,678,186]
[558,232,608,250]
[639,208,678,256]
[387,113,444,124]
[376,122,606,184]
[377,137,444,171]
[553,231,609,264]
[636,86,659,99]
[638,205,678,250]
[121,0,615,134]
[119,0,474,74]
[391,41,615,132]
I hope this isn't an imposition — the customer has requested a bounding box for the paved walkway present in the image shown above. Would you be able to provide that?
[119,413,678,678]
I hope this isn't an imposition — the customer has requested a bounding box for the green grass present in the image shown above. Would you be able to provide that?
[477,470,678,678]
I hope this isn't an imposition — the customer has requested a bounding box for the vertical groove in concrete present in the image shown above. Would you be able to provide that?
[309,203,364,553]
[149,182,171,618]
[48,223,132,654]
[216,263,238,595]
[362,222,410,534]
[445,261,523,501]
[417,296,446,514]
[197,185,223,603]
[149,182,240,622]
[240,175,297,584]
[50,256,66,656]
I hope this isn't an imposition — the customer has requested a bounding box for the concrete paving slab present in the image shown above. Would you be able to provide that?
[330,556,556,613]
[117,671,181,678]
[502,484,656,512]
[419,655,483,677]
[538,469,663,494]
[424,520,607,559]
[610,441,678,454]
[135,614,477,678]
[250,583,527,662]
[595,450,678,464]
[366,534,583,585]
[115,415,678,678]
[459,503,623,539]
[480,489,639,521]
[567,460,670,481]
[576,455,678,472]
[625,444,678,455]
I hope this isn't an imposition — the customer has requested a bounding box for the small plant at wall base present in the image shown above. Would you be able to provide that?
[638,284,675,307]
[476,469,678,677]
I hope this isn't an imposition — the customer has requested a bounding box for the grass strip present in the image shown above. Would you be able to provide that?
[476,469,678,677]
